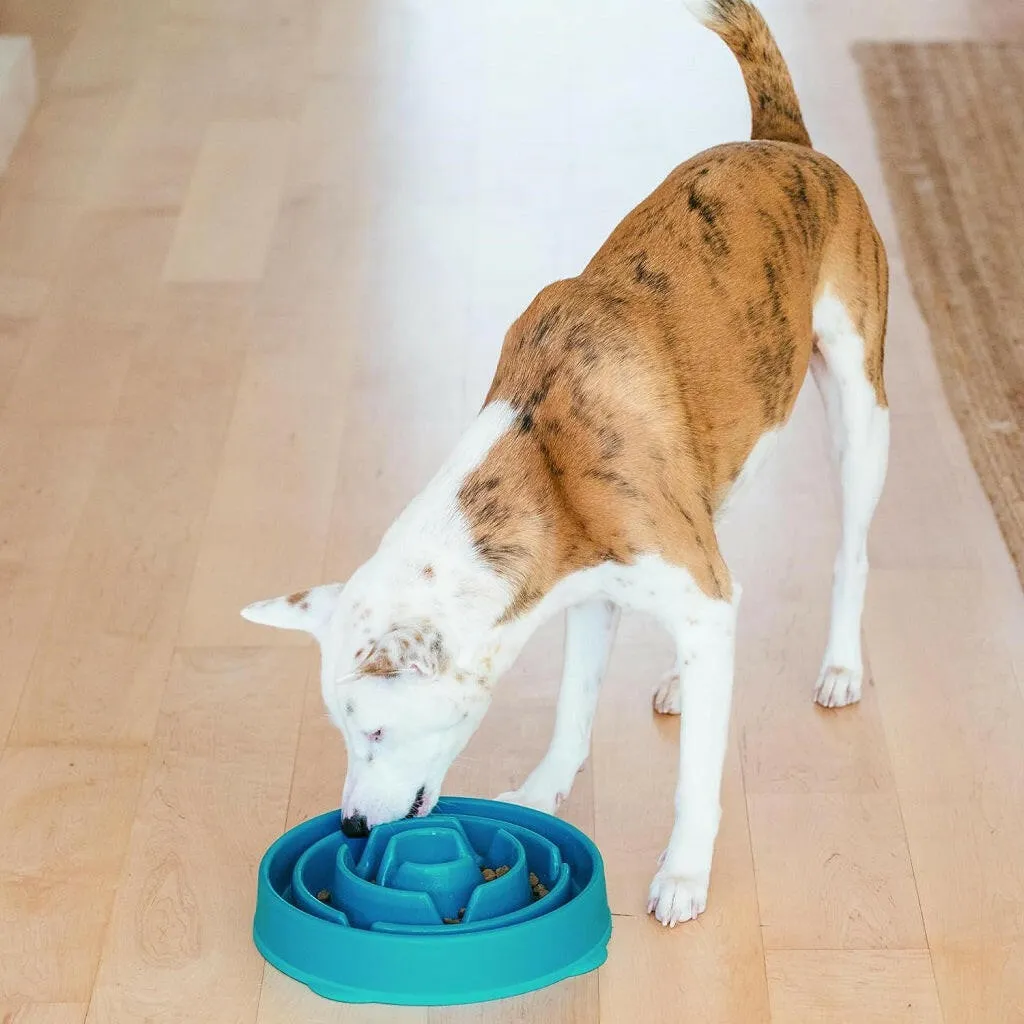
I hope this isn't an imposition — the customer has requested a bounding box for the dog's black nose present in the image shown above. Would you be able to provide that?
[341,813,370,838]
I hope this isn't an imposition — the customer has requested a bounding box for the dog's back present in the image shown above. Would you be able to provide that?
[468,0,889,611]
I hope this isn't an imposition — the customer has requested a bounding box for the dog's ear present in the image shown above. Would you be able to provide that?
[358,622,449,679]
[240,583,343,641]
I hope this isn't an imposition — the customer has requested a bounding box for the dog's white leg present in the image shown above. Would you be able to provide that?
[646,569,740,926]
[497,599,619,813]
[811,293,890,708]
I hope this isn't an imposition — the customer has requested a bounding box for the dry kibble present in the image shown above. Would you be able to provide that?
[481,864,511,882]
[315,889,332,904]
[443,907,467,925]
[529,872,548,901]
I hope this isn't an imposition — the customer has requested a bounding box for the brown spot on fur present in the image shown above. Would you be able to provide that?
[361,649,400,678]
[423,564,435,580]
[287,590,309,606]
[357,622,451,678]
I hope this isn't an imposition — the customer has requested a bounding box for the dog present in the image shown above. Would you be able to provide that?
[242,0,889,926]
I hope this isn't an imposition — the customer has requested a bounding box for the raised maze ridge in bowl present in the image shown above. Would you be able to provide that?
[291,814,571,933]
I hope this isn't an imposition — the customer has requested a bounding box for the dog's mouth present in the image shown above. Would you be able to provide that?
[405,785,428,819]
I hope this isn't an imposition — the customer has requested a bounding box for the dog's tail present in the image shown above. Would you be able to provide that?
[682,0,811,148]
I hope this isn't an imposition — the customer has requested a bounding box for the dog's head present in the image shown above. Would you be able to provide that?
[241,579,495,835]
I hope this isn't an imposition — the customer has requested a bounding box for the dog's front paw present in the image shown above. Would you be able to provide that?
[652,671,681,715]
[814,665,862,708]
[647,869,708,926]
[495,785,565,815]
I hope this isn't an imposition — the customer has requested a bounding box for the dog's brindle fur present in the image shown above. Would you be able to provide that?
[242,0,890,927]
[460,7,887,622]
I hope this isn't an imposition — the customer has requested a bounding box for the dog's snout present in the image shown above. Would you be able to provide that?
[341,813,370,839]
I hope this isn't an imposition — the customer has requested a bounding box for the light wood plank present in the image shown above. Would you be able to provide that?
[45,207,179,326]
[735,595,895,798]
[1,315,143,427]
[866,569,1024,1020]
[162,120,293,283]
[0,422,107,744]
[1,208,178,427]
[766,950,943,1024]
[85,71,210,212]
[429,977,598,1024]
[0,747,147,1003]
[866,570,1024,939]
[2,87,125,203]
[177,302,356,647]
[600,909,769,1024]
[49,0,167,95]
[0,198,81,285]
[928,941,1024,1024]
[749,793,926,951]
[0,1005,87,1024]
[85,647,306,1024]
[0,274,49,322]
[8,289,251,745]
[0,318,31,407]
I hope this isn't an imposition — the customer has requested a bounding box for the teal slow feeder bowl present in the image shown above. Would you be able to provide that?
[253,797,612,1006]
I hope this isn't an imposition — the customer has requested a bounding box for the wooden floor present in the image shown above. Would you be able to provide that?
[1,1,1022,1022]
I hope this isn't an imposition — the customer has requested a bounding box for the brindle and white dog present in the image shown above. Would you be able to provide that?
[243,0,889,926]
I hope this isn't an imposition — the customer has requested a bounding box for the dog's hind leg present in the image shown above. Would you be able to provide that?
[497,599,619,813]
[810,282,889,708]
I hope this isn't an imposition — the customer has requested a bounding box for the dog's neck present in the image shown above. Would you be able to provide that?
[353,402,552,681]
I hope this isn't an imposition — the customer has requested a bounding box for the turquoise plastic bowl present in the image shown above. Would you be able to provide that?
[253,797,612,1006]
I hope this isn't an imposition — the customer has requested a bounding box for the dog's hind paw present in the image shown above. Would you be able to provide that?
[814,665,863,708]
[652,672,681,715]
[647,869,708,926]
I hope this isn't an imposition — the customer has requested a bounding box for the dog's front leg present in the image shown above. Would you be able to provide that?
[497,599,620,814]
[648,577,741,926]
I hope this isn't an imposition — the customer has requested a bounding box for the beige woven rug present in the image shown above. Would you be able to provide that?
[856,42,1024,587]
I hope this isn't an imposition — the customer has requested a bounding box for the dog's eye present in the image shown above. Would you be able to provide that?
[367,728,383,743]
